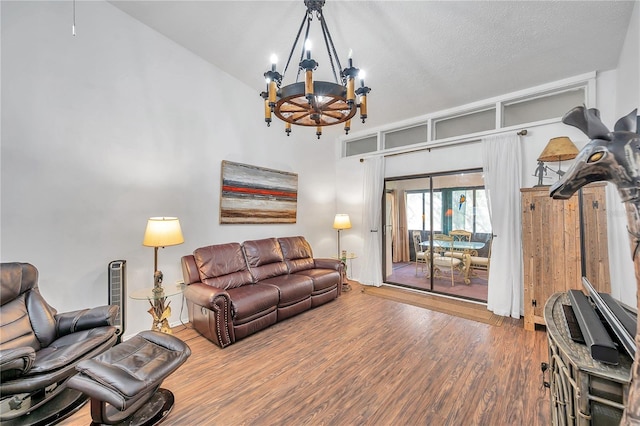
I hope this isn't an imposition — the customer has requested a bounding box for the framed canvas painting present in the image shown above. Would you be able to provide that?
[220,160,298,224]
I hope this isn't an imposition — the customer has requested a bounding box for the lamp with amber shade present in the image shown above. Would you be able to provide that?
[535,136,579,186]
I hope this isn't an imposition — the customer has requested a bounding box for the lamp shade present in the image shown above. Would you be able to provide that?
[333,214,352,230]
[537,136,579,162]
[143,217,184,248]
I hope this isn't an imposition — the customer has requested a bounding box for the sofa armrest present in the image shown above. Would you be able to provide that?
[314,258,345,296]
[0,347,36,381]
[184,283,234,347]
[55,305,119,336]
[314,258,344,272]
[184,282,230,308]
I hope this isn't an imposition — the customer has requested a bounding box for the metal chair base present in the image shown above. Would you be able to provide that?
[89,388,175,426]
[0,388,88,426]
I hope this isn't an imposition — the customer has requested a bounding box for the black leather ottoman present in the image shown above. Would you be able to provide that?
[67,330,191,425]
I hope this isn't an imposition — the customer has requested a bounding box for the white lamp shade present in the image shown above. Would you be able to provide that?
[333,214,352,230]
[143,217,184,247]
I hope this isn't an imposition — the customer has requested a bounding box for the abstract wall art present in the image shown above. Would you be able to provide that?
[220,160,298,224]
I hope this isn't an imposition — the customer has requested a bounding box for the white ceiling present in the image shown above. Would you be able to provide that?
[109,0,635,132]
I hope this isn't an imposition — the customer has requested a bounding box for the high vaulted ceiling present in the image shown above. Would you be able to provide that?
[109,0,635,133]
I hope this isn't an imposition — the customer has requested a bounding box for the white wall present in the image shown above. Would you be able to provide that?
[616,1,640,118]
[1,1,338,339]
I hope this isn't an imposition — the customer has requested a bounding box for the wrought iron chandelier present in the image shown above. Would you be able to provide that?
[261,0,370,139]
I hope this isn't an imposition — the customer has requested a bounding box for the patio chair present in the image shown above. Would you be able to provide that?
[431,234,463,286]
[412,231,427,276]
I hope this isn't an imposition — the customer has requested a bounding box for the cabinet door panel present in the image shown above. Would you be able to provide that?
[521,184,608,331]
[582,185,611,292]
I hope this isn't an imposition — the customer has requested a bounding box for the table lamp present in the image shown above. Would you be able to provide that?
[143,217,184,294]
[333,214,351,258]
[535,136,579,186]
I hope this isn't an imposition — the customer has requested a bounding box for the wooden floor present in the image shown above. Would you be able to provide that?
[61,281,550,425]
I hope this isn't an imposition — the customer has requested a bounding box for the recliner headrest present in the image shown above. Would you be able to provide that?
[1,263,39,306]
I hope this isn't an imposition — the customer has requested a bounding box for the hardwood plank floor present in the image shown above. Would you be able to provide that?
[61,282,550,425]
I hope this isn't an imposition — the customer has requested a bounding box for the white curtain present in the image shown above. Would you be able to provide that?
[482,134,523,318]
[605,183,636,304]
[359,156,385,287]
[393,190,410,262]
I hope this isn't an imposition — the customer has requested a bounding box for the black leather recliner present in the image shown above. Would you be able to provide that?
[0,262,119,425]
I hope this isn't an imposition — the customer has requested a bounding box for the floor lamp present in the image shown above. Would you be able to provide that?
[143,217,185,293]
[333,214,352,258]
[142,217,184,333]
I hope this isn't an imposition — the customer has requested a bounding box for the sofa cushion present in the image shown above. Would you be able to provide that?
[227,284,280,325]
[470,256,490,267]
[294,269,340,293]
[278,236,315,273]
[194,243,253,290]
[243,238,288,281]
[260,274,313,307]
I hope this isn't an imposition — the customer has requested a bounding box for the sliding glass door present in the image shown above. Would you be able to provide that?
[384,169,492,302]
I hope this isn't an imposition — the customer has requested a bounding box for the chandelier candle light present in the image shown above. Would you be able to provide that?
[261,0,370,139]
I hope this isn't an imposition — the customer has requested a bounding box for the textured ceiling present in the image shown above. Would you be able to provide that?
[109,0,635,132]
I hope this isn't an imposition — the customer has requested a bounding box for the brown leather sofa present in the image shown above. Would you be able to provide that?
[181,236,343,348]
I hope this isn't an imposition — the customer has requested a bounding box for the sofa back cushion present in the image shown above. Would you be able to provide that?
[243,238,288,282]
[278,236,315,273]
[193,243,253,290]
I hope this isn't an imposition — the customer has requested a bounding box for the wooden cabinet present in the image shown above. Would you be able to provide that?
[522,184,610,331]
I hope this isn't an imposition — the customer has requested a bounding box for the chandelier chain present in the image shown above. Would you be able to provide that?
[283,12,309,82]
[319,12,341,84]
[72,0,76,36]
[296,13,313,82]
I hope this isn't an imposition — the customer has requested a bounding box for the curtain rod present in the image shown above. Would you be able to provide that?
[359,129,528,162]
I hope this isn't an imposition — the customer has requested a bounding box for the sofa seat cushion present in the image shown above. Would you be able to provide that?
[470,256,489,267]
[227,284,279,325]
[442,251,465,259]
[260,274,313,307]
[294,269,340,293]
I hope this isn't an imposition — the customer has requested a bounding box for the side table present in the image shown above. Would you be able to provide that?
[130,283,185,334]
